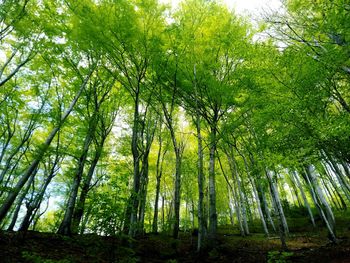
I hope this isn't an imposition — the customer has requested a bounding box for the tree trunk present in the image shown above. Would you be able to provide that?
[323,176,343,210]
[208,122,217,240]
[58,118,96,235]
[288,172,303,208]
[227,186,235,226]
[291,171,316,227]
[267,170,288,250]
[173,149,182,238]
[152,174,162,233]
[138,154,150,235]
[162,110,182,239]
[128,92,141,237]
[303,166,337,243]
[258,183,276,232]
[71,143,104,234]
[7,171,36,231]
[152,132,166,233]
[340,161,350,180]
[161,195,165,232]
[306,165,335,224]
[225,151,245,236]
[266,170,289,235]
[250,176,269,236]
[326,157,350,201]
[19,160,58,231]
[196,114,207,251]
[228,149,249,236]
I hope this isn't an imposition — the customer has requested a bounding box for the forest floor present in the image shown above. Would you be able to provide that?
[1,226,350,263]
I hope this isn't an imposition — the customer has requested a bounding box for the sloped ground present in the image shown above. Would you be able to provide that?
[0,229,349,262]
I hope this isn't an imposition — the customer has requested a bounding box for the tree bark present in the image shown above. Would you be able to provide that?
[225,151,245,236]
[7,171,36,231]
[196,114,207,250]
[128,91,141,237]
[19,154,59,231]
[208,120,218,240]
[306,165,335,224]
[138,152,150,235]
[258,182,276,232]
[303,165,337,243]
[250,176,269,236]
[291,171,316,227]
[152,131,166,233]
[266,170,289,235]
[57,123,95,235]
[173,148,182,238]
[71,141,104,234]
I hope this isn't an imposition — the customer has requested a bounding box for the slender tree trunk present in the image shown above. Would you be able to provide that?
[288,173,303,208]
[168,199,174,234]
[326,157,350,200]
[191,199,195,231]
[57,170,82,235]
[267,170,288,250]
[71,143,103,234]
[32,197,49,231]
[19,163,57,231]
[0,139,28,184]
[291,171,315,227]
[227,186,235,226]
[152,174,162,233]
[0,113,37,186]
[0,128,14,166]
[322,176,343,210]
[173,149,182,238]
[128,92,141,237]
[225,151,245,236]
[266,170,289,234]
[341,161,350,179]
[0,70,93,224]
[163,111,182,239]
[0,143,30,198]
[139,117,157,235]
[196,114,207,251]
[303,166,337,243]
[58,120,96,235]
[208,121,218,240]
[306,165,335,223]
[258,183,276,232]
[228,149,249,235]
[138,155,150,235]
[239,152,264,235]
[250,176,269,236]
[161,195,165,232]
[152,133,166,233]
[80,203,93,235]
[7,171,36,231]
[237,175,249,235]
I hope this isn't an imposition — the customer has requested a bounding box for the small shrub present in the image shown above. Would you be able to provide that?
[22,251,71,263]
[267,250,294,263]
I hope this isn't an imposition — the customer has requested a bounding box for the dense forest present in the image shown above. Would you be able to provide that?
[1,0,350,262]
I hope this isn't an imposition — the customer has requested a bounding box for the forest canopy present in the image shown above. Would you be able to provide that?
[0,0,350,256]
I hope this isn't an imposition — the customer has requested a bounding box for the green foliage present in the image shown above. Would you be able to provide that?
[267,251,294,263]
[22,251,71,263]
[0,1,349,257]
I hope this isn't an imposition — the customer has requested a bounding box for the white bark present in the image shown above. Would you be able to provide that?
[291,171,316,227]
[266,170,289,235]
